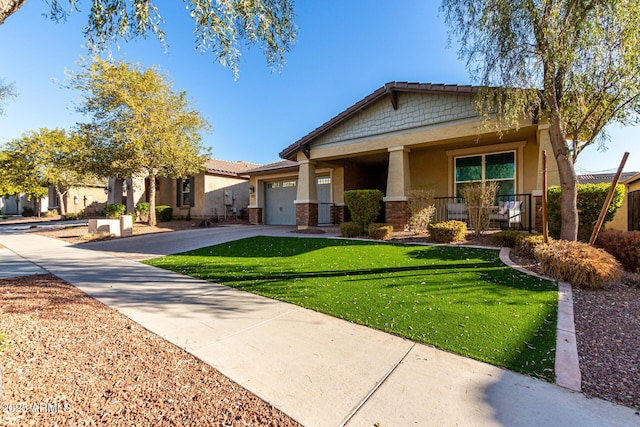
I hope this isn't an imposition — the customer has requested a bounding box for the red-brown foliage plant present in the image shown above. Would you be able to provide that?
[595,229,640,273]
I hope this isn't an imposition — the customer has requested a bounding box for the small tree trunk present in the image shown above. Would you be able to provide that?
[549,119,579,241]
[56,187,67,217]
[148,174,157,226]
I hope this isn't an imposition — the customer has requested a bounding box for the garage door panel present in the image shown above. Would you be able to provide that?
[265,180,297,225]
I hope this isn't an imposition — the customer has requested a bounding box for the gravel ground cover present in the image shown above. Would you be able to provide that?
[0,274,301,427]
[572,276,640,410]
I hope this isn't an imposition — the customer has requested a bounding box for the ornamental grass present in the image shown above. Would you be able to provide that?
[534,240,622,289]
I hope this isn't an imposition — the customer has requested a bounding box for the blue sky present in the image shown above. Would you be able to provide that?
[0,0,638,173]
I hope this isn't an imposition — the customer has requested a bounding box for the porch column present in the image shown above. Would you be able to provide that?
[248,177,263,224]
[333,167,346,224]
[295,160,318,228]
[384,146,411,230]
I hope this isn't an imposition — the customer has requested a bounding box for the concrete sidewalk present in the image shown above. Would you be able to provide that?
[0,247,47,278]
[0,227,637,426]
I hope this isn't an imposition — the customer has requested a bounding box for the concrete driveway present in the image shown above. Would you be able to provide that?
[80,224,305,260]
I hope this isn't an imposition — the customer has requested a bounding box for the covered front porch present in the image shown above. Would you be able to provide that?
[291,131,544,232]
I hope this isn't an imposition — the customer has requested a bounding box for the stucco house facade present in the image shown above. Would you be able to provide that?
[156,159,258,220]
[248,81,561,230]
[109,159,258,221]
[48,184,109,217]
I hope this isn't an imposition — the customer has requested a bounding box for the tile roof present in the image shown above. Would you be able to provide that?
[279,81,483,159]
[204,159,260,177]
[577,172,638,185]
[245,160,299,175]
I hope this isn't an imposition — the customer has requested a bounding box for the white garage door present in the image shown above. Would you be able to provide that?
[265,180,297,225]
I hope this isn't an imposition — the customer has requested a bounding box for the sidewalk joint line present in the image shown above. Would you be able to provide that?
[196,308,299,349]
[337,342,416,427]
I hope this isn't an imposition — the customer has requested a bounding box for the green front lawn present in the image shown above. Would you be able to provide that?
[145,236,558,380]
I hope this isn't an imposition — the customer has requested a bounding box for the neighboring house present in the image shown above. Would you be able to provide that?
[0,194,42,215]
[48,183,109,217]
[248,81,563,230]
[108,159,259,221]
[1,183,108,216]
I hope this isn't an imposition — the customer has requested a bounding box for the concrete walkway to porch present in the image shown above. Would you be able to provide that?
[0,224,637,426]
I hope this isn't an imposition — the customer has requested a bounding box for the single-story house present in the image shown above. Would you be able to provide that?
[108,159,258,221]
[248,81,564,230]
[47,183,109,217]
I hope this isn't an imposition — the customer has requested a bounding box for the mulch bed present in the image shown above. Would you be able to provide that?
[0,274,301,426]
[572,276,640,410]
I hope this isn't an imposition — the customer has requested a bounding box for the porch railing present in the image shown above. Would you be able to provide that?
[433,194,533,233]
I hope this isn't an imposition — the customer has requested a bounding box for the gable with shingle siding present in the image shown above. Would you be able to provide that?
[312,92,478,148]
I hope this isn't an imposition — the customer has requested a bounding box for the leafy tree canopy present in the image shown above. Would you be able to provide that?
[70,57,211,225]
[2,128,91,215]
[0,0,297,77]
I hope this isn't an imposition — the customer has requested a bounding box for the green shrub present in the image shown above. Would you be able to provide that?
[491,230,526,248]
[428,220,467,243]
[513,234,551,259]
[43,209,58,218]
[155,205,173,222]
[136,202,150,222]
[344,190,384,231]
[534,240,622,288]
[596,229,640,273]
[407,188,436,234]
[340,221,362,238]
[460,181,498,237]
[63,212,78,220]
[21,206,35,217]
[368,223,393,240]
[136,202,150,215]
[547,183,625,241]
[104,203,126,218]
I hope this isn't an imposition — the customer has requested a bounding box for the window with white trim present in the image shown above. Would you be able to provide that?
[455,151,515,197]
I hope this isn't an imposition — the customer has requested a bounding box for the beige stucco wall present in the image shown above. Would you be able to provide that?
[64,186,108,216]
[606,178,640,232]
[157,177,175,208]
[204,175,250,219]
[607,194,627,231]
[159,173,250,220]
